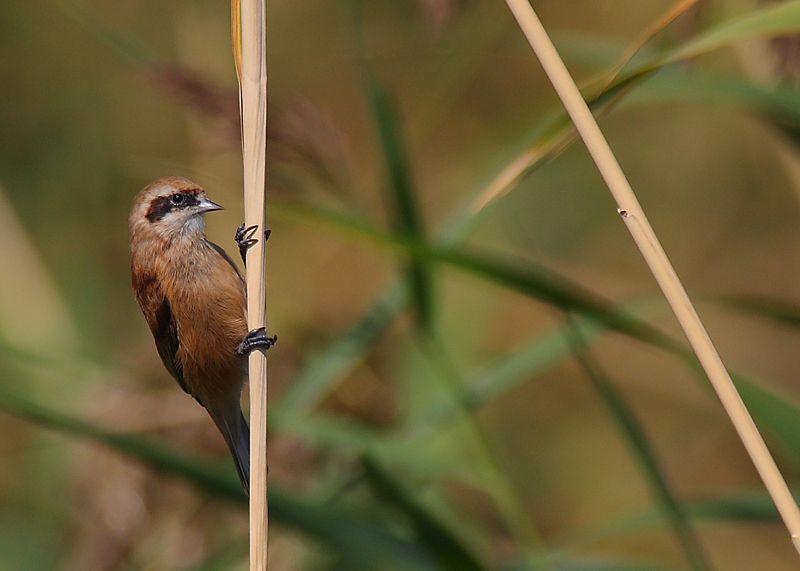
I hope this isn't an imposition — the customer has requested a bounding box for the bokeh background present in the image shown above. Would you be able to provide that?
[2,0,800,569]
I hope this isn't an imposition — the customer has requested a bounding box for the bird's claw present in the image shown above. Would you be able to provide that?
[235,223,259,263]
[235,327,277,356]
[235,224,271,265]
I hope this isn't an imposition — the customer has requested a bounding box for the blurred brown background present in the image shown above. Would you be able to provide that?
[2,0,800,569]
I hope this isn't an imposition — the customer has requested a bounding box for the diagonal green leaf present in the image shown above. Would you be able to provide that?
[715,294,800,331]
[733,375,800,464]
[562,488,795,555]
[631,71,800,127]
[417,302,665,433]
[432,247,675,349]
[277,284,406,415]
[462,317,607,414]
[688,490,793,522]
[664,0,800,64]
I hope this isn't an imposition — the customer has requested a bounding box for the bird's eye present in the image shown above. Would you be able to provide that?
[170,193,187,206]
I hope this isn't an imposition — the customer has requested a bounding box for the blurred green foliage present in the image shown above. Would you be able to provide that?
[3,0,800,569]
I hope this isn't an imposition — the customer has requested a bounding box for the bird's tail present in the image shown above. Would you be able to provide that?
[208,403,251,495]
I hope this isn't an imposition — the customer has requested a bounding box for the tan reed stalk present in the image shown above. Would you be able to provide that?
[232,0,270,568]
[503,0,800,556]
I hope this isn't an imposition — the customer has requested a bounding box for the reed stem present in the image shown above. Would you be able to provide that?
[232,0,270,568]
[503,0,800,556]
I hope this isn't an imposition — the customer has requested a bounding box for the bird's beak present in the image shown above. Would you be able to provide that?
[197,198,224,213]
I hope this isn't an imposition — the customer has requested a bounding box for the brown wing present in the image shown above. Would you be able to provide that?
[133,271,191,396]
[151,297,189,394]
[207,240,244,283]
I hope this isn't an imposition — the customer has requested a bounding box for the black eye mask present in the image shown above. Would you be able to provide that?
[146,191,200,222]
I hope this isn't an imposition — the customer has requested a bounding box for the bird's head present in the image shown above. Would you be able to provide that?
[129,177,224,243]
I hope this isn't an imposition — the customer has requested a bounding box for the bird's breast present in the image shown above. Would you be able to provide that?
[162,244,248,395]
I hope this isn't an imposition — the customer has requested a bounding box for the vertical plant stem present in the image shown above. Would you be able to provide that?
[566,317,714,571]
[503,0,800,555]
[233,0,269,568]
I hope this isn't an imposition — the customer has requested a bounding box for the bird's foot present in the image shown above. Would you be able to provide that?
[234,224,271,265]
[235,327,277,356]
[235,224,258,264]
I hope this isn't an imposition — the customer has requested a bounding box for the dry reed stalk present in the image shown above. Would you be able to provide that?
[232,0,270,568]
[503,0,800,556]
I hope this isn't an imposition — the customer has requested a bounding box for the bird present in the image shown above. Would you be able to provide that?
[128,176,275,494]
